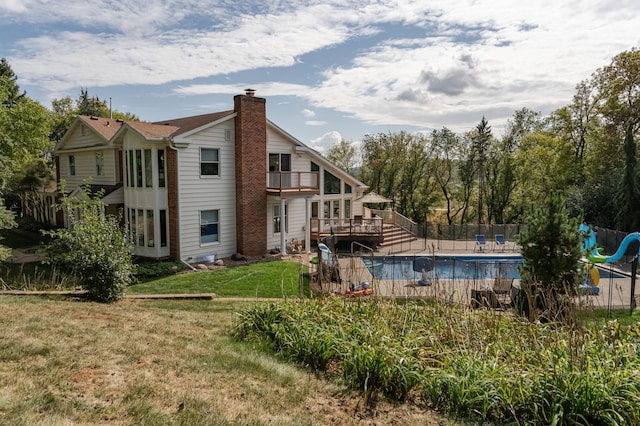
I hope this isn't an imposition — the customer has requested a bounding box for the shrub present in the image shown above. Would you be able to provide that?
[44,182,134,302]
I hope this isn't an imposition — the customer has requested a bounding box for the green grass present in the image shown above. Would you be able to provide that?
[235,298,640,424]
[128,260,310,298]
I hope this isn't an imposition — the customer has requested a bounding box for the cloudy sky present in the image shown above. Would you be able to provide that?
[1,0,639,152]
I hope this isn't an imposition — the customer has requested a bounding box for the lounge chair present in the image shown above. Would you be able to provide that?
[475,234,486,252]
[493,277,514,308]
[494,234,507,252]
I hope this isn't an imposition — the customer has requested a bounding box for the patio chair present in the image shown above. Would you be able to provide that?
[494,234,507,252]
[474,234,486,252]
[493,277,514,308]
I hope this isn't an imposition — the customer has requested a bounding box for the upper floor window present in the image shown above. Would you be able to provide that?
[269,153,291,187]
[200,210,219,244]
[144,149,152,188]
[157,149,165,188]
[95,152,104,176]
[324,170,340,194]
[69,155,76,176]
[201,148,219,176]
[344,182,352,194]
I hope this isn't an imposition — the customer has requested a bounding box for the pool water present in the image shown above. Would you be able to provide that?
[361,255,627,281]
[362,255,522,281]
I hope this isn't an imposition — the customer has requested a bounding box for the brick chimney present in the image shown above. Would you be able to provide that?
[234,92,267,256]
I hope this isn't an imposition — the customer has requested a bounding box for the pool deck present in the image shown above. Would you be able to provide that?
[335,238,639,310]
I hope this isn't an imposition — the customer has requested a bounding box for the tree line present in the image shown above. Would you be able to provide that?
[327,47,640,232]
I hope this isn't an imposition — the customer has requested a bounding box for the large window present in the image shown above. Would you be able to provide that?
[157,149,165,188]
[95,152,104,176]
[269,153,291,187]
[128,151,134,187]
[159,209,167,247]
[200,210,219,244]
[144,149,152,187]
[200,148,219,176]
[135,150,142,187]
[273,204,288,234]
[69,155,76,176]
[324,170,340,194]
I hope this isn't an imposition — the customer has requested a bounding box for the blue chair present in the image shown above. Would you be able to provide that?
[475,234,486,252]
[495,234,506,252]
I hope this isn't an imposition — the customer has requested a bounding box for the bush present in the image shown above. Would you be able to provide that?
[44,182,133,302]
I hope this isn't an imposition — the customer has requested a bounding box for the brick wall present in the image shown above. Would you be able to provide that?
[166,146,180,259]
[234,94,268,256]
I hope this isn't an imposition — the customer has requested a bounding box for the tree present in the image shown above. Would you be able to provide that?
[517,192,582,323]
[468,117,492,223]
[0,73,53,189]
[10,158,55,224]
[325,139,357,175]
[44,182,134,302]
[0,197,16,261]
[616,119,640,231]
[431,128,472,225]
[0,58,25,107]
[594,48,640,131]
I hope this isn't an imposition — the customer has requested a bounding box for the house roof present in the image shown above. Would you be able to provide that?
[125,121,179,140]
[152,111,234,138]
[78,116,124,140]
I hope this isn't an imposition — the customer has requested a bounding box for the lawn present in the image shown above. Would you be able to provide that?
[0,297,449,425]
[128,260,311,298]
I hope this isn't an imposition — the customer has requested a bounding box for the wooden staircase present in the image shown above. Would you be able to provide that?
[380,224,417,247]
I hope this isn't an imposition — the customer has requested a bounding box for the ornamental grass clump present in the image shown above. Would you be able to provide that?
[234,297,640,424]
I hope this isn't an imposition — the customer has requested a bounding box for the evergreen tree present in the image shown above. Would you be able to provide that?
[616,119,640,231]
[517,192,582,323]
[0,58,25,107]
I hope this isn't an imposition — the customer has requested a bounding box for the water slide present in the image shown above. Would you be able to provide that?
[580,223,640,263]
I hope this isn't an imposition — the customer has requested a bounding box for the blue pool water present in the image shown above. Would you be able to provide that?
[361,256,627,281]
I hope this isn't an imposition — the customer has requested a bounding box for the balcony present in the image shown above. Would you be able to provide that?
[267,171,320,196]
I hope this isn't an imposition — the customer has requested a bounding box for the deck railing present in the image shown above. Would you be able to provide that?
[267,171,319,194]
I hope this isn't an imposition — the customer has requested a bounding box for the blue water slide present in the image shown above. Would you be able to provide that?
[580,223,640,263]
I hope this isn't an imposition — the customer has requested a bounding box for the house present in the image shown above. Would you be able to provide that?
[53,91,371,261]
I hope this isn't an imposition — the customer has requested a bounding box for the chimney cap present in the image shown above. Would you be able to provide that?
[245,88,256,96]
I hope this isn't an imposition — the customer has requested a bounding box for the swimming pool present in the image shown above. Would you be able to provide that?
[362,255,522,281]
[361,255,627,281]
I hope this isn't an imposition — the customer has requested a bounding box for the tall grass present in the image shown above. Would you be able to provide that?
[234,298,640,424]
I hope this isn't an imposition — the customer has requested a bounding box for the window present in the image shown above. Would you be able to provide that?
[269,153,291,187]
[344,183,352,194]
[135,150,142,187]
[273,204,288,234]
[95,152,104,176]
[324,170,340,194]
[159,209,167,247]
[146,210,154,247]
[69,155,76,176]
[144,149,152,187]
[344,200,351,219]
[137,209,144,246]
[310,161,319,188]
[200,148,219,176]
[157,149,165,188]
[128,151,134,187]
[200,210,219,244]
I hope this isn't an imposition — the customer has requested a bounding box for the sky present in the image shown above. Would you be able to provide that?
[1,0,639,153]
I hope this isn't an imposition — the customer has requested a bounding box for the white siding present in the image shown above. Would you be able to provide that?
[58,149,118,188]
[122,132,169,258]
[177,121,237,261]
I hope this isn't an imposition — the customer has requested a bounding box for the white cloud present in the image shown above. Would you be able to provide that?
[305,120,327,126]
[3,0,640,138]
[0,0,30,13]
[309,130,342,153]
